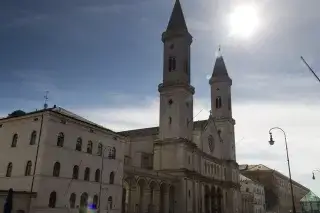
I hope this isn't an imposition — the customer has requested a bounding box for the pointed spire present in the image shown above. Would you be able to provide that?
[210,46,232,83]
[166,0,188,32]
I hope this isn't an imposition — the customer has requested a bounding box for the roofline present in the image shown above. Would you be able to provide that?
[241,164,309,191]
[0,107,121,138]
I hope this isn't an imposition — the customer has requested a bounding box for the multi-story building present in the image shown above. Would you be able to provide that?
[300,191,320,213]
[240,164,309,213]
[240,174,266,213]
[1,1,243,213]
[0,107,124,213]
[241,190,254,213]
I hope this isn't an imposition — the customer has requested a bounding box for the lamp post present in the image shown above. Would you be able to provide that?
[268,127,296,213]
[312,169,320,180]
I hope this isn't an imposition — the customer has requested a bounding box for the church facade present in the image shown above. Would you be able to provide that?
[119,1,241,213]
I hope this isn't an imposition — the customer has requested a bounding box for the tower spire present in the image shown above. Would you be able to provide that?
[166,0,188,32]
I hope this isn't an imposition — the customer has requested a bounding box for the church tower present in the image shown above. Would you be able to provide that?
[158,0,194,141]
[209,54,236,161]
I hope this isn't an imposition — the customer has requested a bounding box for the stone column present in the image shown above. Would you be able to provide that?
[153,189,161,213]
[143,188,151,213]
[129,185,138,213]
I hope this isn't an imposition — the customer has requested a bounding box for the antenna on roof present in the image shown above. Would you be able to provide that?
[44,91,49,109]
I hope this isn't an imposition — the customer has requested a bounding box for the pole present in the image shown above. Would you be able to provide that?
[269,127,296,213]
[28,112,45,212]
[300,56,320,83]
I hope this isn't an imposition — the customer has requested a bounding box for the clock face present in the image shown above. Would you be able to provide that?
[208,135,215,153]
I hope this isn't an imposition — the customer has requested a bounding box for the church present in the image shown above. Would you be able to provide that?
[119,0,241,213]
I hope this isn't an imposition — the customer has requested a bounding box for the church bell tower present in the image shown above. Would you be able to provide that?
[158,0,194,141]
[209,53,236,161]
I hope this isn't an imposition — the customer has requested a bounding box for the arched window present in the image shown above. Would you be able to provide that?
[95,169,100,182]
[48,191,56,208]
[93,195,98,208]
[97,143,103,156]
[11,133,18,147]
[53,162,60,177]
[108,147,112,159]
[25,161,32,176]
[72,165,79,179]
[109,171,115,184]
[216,96,222,109]
[6,162,12,177]
[108,196,113,210]
[76,137,82,151]
[112,147,116,159]
[87,141,93,154]
[228,97,231,110]
[84,167,90,181]
[57,132,64,147]
[80,193,88,208]
[30,131,37,145]
[69,193,76,208]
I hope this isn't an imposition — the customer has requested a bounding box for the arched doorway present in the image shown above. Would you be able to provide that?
[211,186,216,213]
[169,185,175,213]
[217,188,222,213]
[204,185,210,213]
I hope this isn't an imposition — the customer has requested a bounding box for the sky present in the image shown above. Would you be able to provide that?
[1,0,320,197]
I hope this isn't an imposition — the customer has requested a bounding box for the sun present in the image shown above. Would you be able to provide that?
[228,4,259,39]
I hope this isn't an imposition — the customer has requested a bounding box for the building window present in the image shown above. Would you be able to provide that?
[84,167,90,181]
[216,96,222,109]
[48,191,57,208]
[76,137,82,151]
[168,99,173,105]
[98,143,103,156]
[72,165,79,179]
[168,57,176,72]
[112,147,116,159]
[25,161,32,176]
[93,195,98,208]
[53,162,61,177]
[69,193,76,208]
[87,141,93,154]
[57,132,64,147]
[108,196,113,210]
[6,162,12,177]
[109,172,115,184]
[169,116,172,124]
[228,97,231,110]
[30,131,37,145]
[11,133,18,147]
[80,193,88,209]
[95,169,101,182]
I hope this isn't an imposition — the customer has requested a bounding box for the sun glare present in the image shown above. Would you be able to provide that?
[228,4,259,39]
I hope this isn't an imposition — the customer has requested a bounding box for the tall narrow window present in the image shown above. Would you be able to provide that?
[216,96,222,109]
[112,147,116,159]
[69,193,76,208]
[168,57,176,72]
[57,132,64,147]
[108,147,112,159]
[80,193,88,208]
[48,191,57,208]
[30,131,37,145]
[109,171,115,184]
[108,196,113,210]
[87,141,93,154]
[84,167,90,181]
[25,161,32,176]
[169,116,172,124]
[93,195,98,208]
[11,133,18,147]
[95,169,100,182]
[72,165,79,179]
[76,137,82,151]
[228,97,231,110]
[97,143,103,156]
[53,162,60,177]
[6,162,12,177]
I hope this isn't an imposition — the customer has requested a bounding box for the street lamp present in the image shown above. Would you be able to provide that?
[312,169,320,180]
[268,127,296,213]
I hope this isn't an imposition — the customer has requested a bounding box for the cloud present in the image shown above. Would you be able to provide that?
[72,95,320,196]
